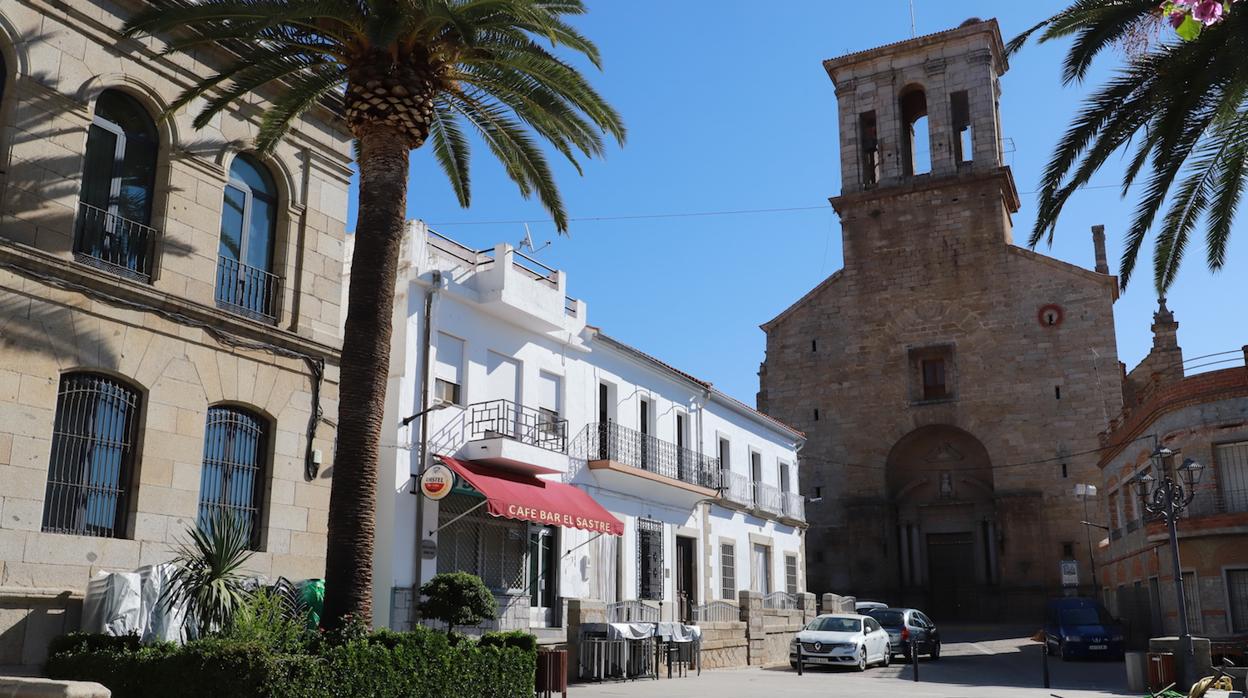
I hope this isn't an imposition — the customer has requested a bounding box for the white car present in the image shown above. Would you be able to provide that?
[789,613,892,672]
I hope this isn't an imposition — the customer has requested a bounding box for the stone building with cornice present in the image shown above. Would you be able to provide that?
[757,19,1124,620]
[0,0,351,667]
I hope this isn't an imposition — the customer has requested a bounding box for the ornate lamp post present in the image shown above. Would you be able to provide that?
[1133,446,1206,689]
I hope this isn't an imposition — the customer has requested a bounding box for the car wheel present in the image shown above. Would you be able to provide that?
[856,647,868,672]
[930,641,940,661]
[882,649,891,668]
[790,661,799,670]
[1059,642,1070,661]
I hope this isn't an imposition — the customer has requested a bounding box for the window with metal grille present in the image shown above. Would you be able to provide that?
[436,493,525,592]
[1227,569,1248,633]
[720,542,736,600]
[1182,571,1202,633]
[198,406,268,549]
[785,553,799,595]
[42,373,141,538]
[1215,441,1248,513]
[638,518,664,601]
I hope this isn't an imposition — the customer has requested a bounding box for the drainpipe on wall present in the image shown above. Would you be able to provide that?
[412,270,443,593]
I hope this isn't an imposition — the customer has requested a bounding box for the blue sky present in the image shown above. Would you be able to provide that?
[346,0,1247,406]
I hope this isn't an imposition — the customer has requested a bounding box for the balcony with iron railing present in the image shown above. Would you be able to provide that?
[753,482,784,517]
[1184,487,1248,519]
[215,256,281,323]
[73,201,160,282]
[721,470,754,507]
[782,491,805,521]
[468,399,567,453]
[462,399,570,474]
[585,422,719,498]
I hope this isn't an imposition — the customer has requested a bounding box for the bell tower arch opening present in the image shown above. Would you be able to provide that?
[887,424,998,620]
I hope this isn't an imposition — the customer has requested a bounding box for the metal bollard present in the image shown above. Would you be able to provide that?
[911,638,919,682]
[1042,641,1051,689]
[796,641,803,676]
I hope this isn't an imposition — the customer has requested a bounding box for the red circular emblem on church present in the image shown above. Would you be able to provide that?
[1038,304,1064,328]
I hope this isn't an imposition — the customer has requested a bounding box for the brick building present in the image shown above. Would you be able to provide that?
[0,0,351,667]
[757,19,1124,620]
[1098,302,1248,644]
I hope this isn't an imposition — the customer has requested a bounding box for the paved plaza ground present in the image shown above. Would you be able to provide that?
[570,626,1136,698]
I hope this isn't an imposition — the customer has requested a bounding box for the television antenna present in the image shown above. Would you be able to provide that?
[517,223,551,254]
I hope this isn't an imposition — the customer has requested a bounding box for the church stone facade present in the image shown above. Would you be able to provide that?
[757,19,1125,620]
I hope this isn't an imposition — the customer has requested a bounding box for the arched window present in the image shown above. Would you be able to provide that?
[76,89,160,280]
[198,406,268,549]
[216,155,280,322]
[42,373,141,538]
[899,87,931,176]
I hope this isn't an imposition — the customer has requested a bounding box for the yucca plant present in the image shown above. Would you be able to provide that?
[124,1,624,630]
[1009,0,1248,291]
[161,513,255,638]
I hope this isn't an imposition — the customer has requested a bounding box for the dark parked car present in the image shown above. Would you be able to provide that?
[866,607,940,661]
[1043,597,1125,660]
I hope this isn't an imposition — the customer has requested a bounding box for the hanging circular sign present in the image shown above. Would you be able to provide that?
[420,464,455,500]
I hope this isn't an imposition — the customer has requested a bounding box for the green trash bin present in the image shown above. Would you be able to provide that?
[298,579,324,629]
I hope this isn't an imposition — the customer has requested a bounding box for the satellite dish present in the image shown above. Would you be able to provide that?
[517,223,551,254]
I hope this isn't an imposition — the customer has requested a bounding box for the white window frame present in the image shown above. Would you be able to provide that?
[433,331,466,406]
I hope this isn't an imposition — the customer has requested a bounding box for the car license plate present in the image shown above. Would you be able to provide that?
[1090,644,1107,650]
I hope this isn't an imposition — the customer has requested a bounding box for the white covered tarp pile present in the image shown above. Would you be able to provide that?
[82,563,187,643]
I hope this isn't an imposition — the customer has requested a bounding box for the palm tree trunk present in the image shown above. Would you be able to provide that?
[322,124,410,631]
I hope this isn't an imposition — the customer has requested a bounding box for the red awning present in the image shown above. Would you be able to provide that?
[437,455,623,536]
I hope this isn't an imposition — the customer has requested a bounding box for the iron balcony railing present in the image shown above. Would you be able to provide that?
[1185,488,1248,517]
[754,482,784,516]
[782,491,805,520]
[692,600,740,624]
[763,591,797,610]
[721,470,754,506]
[586,421,719,489]
[605,600,659,623]
[215,256,281,323]
[73,201,159,282]
[467,399,568,453]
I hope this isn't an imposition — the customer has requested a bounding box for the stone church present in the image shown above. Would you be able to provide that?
[757,19,1125,620]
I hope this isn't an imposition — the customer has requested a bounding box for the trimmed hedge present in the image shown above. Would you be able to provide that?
[47,626,536,698]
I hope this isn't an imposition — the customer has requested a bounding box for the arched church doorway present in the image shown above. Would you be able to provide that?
[887,425,998,621]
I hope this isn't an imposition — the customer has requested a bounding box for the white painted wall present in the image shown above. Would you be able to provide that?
[351,222,807,629]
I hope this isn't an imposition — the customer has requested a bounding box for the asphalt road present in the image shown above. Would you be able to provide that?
[570,626,1135,698]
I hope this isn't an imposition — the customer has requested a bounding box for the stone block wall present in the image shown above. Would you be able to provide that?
[0,0,351,668]
[739,591,817,667]
[697,620,747,669]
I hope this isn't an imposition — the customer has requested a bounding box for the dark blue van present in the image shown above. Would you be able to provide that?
[1043,597,1125,660]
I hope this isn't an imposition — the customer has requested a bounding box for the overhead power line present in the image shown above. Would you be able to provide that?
[428,184,1124,227]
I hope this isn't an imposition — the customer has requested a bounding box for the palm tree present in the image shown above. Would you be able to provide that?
[125,0,624,630]
[162,513,255,638]
[1008,0,1248,291]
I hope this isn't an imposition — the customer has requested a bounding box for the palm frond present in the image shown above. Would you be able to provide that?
[160,513,255,637]
[1017,2,1248,291]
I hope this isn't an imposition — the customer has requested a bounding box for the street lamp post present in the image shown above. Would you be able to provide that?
[1132,447,1206,690]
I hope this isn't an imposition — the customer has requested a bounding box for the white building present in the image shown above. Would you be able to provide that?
[344,222,806,639]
